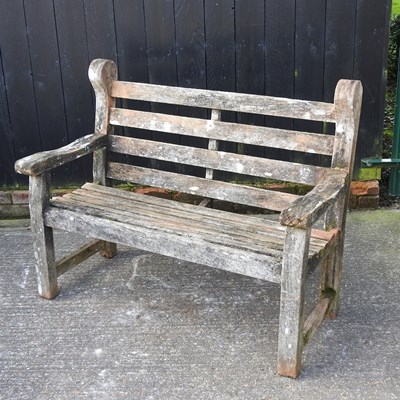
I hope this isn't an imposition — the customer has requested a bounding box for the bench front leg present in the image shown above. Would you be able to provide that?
[277,226,311,378]
[29,173,59,299]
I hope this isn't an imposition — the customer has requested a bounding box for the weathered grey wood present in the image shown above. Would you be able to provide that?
[78,183,335,254]
[331,80,363,172]
[106,163,299,211]
[54,188,329,261]
[14,134,107,176]
[99,242,117,259]
[52,194,285,260]
[109,136,330,186]
[323,191,347,319]
[88,59,118,254]
[111,80,337,122]
[279,170,347,228]
[55,239,105,276]
[88,59,117,185]
[303,292,335,345]
[205,109,221,180]
[277,226,311,378]
[29,173,59,299]
[14,60,363,379]
[109,107,335,155]
[323,80,363,318]
[44,207,282,283]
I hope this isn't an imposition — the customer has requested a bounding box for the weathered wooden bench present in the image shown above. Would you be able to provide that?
[15,59,362,378]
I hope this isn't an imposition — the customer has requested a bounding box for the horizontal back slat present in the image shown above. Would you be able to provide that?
[111,81,337,123]
[109,108,335,155]
[107,162,300,211]
[108,135,330,185]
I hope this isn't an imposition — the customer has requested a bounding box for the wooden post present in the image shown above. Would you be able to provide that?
[29,173,59,299]
[323,80,363,318]
[277,226,311,378]
[88,59,118,258]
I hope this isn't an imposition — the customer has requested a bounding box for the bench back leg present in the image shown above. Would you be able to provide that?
[322,191,348,319]
[30,173,59,299]
[277,226,311,378]
[99,242,117,258]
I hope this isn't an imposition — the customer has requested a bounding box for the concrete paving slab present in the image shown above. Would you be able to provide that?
[1,210,400,399]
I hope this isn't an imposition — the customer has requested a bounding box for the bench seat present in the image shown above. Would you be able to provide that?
[46,183,337,284]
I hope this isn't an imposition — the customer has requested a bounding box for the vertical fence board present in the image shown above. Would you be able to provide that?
[0,50,15,186]
[24,0,68,150]
[323,0,357,136]
[235,0,265,158]
[354,0,391,174]
[324,0,357,102]
[114,0,148,84]
[294,0,327,167]
[144,0,180,172]
[294,0,326,112]
[0,0,41,188]
[204,0,237,160]
[113,0,149,169]
[24,0,71,184]
[174,0,208,175]
[83,0,118,61]
[265,0,295,99]
[264,0,295,162]
[53,0,94,182]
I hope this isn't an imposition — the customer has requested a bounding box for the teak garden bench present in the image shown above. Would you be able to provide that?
[15,59,362,378]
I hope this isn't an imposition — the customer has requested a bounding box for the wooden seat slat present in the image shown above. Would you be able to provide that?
[81,182,334,248]
[45,206,282,283]
[55,187,330,256]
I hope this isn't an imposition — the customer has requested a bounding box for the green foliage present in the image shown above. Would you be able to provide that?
[393,0,400,16]
[387,15,400,85]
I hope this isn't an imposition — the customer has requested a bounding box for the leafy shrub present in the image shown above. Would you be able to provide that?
[388,15,400,85]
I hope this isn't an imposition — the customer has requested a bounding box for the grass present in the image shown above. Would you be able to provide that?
[393,0,400,16]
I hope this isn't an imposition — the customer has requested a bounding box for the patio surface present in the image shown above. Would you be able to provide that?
[1,210,400,399]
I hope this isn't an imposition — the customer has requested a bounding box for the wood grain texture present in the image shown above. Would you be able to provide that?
[277,226,311,378]
[111,81,337,122]
[55,239,105,277]
[107,162,297,212]
[45,206,282,283]
[88,59,118,185]
[279,170,347,228]
[108,135,330,185]
[303,293,335,345]
[14,134,107,176]
[109,108,335,155]
[29,173,59,299]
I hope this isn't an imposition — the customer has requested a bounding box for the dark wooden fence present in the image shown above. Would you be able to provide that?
[0,0,391,186]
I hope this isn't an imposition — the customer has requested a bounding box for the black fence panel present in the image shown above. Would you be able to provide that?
[0,0,391,186]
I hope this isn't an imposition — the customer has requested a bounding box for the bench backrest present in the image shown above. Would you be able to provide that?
[89,59,362,212]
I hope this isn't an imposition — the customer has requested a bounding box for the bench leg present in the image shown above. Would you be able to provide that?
[99,242,117,258]
[323,191,347,320]
[30,174,59,299]
[277,226,311,378]
[320,235,343,320]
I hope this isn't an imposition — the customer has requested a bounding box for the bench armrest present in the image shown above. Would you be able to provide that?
[15,134,108,176]
[279,170,348,229]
